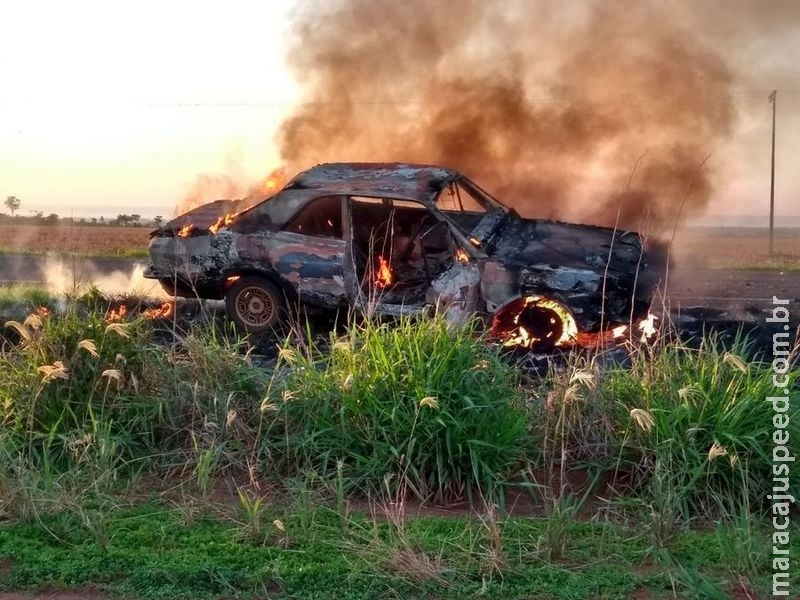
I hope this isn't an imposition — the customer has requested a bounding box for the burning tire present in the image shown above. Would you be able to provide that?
[225,276,286,332]
[490,296,578,352]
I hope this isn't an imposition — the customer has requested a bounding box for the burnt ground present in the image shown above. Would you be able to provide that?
[1,254,799,356]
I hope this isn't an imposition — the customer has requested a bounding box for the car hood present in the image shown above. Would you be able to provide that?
[488,217,645,273]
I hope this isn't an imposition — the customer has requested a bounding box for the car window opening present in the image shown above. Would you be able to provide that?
[350,196,455,306]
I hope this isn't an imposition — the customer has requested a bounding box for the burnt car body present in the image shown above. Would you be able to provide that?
[144,163,666,350]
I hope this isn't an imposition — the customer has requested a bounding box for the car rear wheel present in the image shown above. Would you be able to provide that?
[225,276,286,332]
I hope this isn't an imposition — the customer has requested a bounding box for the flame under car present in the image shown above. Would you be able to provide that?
[144,163,666,351]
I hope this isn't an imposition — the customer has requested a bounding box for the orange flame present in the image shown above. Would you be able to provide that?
[224,275,241,290]
[493,296,579,349]
[262,167,287,194]
[375,255,393,288]
[105,304,127,323]
[177,224,194,238]
[208,213,236,235]
[638,312,658,341]
[612,324,628,338]
[142,302,174,319]
[455,248,469,263]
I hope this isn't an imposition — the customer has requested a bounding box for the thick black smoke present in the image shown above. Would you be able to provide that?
[278,0,740,233]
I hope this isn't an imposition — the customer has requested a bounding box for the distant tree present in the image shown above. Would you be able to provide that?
[130,214,141,227]
[153,215,164,228]
[4,196,21,217]
[44,213,59,225]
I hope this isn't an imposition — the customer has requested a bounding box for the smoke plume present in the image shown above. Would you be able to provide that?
[278,0,743,233]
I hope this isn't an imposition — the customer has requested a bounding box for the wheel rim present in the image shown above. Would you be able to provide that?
[235,286,275,327]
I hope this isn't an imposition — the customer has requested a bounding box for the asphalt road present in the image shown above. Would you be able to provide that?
[0,255,142,286]
[1,254,798,330]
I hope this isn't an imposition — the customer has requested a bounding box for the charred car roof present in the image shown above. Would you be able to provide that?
[283,162,460,202]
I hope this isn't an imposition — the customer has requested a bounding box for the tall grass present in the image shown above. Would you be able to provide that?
[261,314,527,504]
[609,333,799,521]
[0,297,266,481]
[2,292,795,533]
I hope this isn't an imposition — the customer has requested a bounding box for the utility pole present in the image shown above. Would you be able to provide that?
[769,90,777,256]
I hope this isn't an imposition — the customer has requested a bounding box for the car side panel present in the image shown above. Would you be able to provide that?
[235,231,347,308]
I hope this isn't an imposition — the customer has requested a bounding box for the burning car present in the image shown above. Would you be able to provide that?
[144,163,665,351]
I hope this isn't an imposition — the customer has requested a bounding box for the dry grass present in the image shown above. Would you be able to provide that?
[671,226,800,270]
[0,225,150,257]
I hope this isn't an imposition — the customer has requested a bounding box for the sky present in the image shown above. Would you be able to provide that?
[0,0,297,219]
[0,0,798,224]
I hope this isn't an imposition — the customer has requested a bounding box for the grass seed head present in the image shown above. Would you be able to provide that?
[78,339,99,358]
[630,408,655,433]
[569,368,596,389]
[342,373,354,392]
[722,352,749,374]
[105,322,130,338]
[419,396,439,410]
[708,442,728,462]
[23,313,43,330]
[678,385,705,403]
[101,369,123,391]
[332,340,352,353]
[37,360,69,383]
[278,347,297,364]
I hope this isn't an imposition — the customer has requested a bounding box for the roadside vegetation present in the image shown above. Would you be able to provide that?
[0,295,798,598]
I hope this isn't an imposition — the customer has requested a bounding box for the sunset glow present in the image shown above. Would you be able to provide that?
[0,0,296,219]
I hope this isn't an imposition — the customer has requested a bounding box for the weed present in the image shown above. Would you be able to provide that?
[263,313,527,505]
[604,332,800,522]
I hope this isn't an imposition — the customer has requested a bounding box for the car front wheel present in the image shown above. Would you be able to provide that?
[225,276,286,332]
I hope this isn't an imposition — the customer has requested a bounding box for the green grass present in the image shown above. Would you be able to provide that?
[262,314,527,505]
[0,284,57,312]
[604,333,800,522]
[0,500,796,599]
[1,301,799,598]
[1,299,265,478]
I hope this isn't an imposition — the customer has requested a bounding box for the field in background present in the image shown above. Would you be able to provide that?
[0,225,150,257]
[671,226,800,270]
[1,224,799,269]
